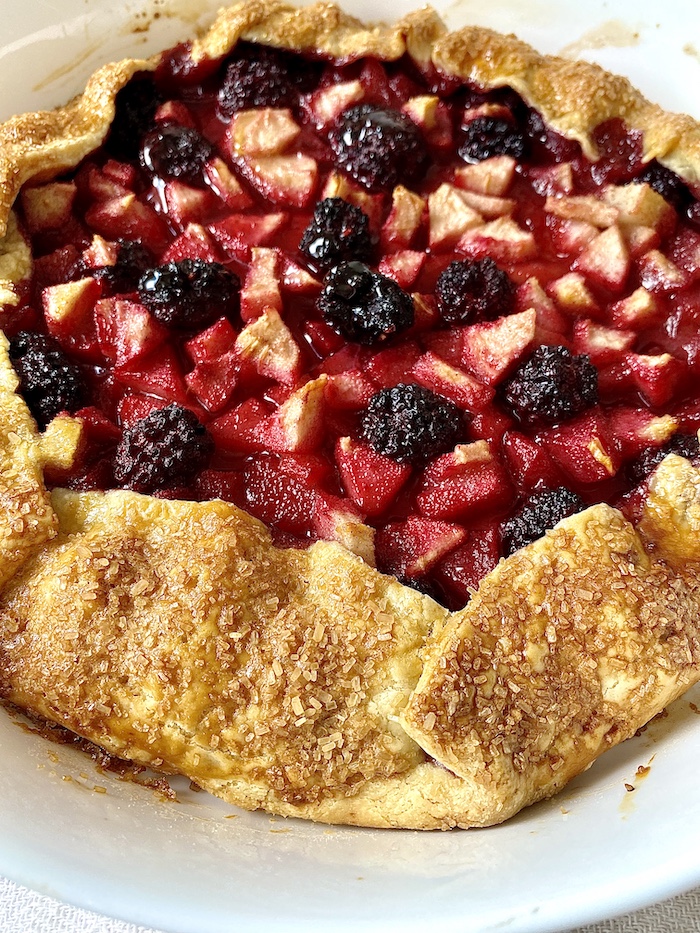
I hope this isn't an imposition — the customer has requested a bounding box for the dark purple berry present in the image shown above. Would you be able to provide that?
[686,200,700,232]
[629,432,700,485]
[216,43,319,120]
[525,109,580,162]
[632,160,689,213]
[330,104,428,192]
[113,404,213,493]
[459,116,527,163]
[299,198,373,271]
[395,573,446,604]
[140,125,214,185]
[500,487,586,556]
[318,262,414,345]
[83,240,153,295]
[502,346,598,426]
[9,331,87,429]
[106,75,164,161]
[362,383,465,465]
[138,259,240,330]
[436,258,515,325]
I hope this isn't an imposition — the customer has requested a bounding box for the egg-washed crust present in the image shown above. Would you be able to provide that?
[0,2,700,829]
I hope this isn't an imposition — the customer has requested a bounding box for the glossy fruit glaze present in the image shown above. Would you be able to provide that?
[4,36,700,610]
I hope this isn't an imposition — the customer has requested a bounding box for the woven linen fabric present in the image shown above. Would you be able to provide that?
[1,876,700,932]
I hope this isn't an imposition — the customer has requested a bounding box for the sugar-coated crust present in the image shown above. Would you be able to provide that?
[1,3,700,829]
[402,495,700,823]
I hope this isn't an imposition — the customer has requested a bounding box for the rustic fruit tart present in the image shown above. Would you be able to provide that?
[0,1,699,829]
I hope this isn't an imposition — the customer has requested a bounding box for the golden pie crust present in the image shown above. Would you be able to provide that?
[0,2,700,829]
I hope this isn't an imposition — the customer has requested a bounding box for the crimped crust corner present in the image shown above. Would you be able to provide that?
[0,57,155,238]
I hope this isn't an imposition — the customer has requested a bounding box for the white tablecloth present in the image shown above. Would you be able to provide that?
[1,875,699,932]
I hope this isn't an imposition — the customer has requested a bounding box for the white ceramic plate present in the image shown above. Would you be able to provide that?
[1,2,700,931]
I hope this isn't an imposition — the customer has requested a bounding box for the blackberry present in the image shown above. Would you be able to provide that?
[502,346,598,426]
[318,261,414,345]
[85,240,153,295]
[361,383,465,465]
[459,116,527,163]
[216,43,319,120]
[435,258,515,325]
[8,331,87,429]
[113,404,213,493]
[299,198,373,271]
[106,75,164,161]
[633,160,689,213]
[138,259,240,330]
[687,201,700,232]
[524,109,580,162]
[395,573,445,604]
[140,125,214,185]
[500,487,586,557]
[330,104,428,192]
[629,432,700,485]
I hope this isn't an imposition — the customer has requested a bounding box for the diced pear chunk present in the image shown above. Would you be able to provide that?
[602,181,676,235]
[457,217,537,263]
[240,247,282,321]
[381,185,426,250]
[428,184,483,250]
[453,155,516,196]
[308,80,364,126]
[235,307,301,385]
[229,108,301,156]
[547,272,600,317]
[21,182,76,232]
[573,224,630,293]
[545,194,619,228]
[638,249,688,293]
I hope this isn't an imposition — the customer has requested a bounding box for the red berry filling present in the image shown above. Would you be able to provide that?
[6,39,700,610]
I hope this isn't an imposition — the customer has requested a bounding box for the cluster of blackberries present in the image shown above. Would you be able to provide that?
[331,104,428,192]
[459,116,527,163]
[317,261,414,345]
[216,42,320,120]
[299,198,373,271]
[140,125,214,186]
[435,258,515,324]
[9,332,87,429]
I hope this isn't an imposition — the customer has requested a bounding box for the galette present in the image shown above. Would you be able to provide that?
[0,0,699,828]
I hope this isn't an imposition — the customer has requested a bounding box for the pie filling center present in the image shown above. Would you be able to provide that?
[4,38,700,610]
